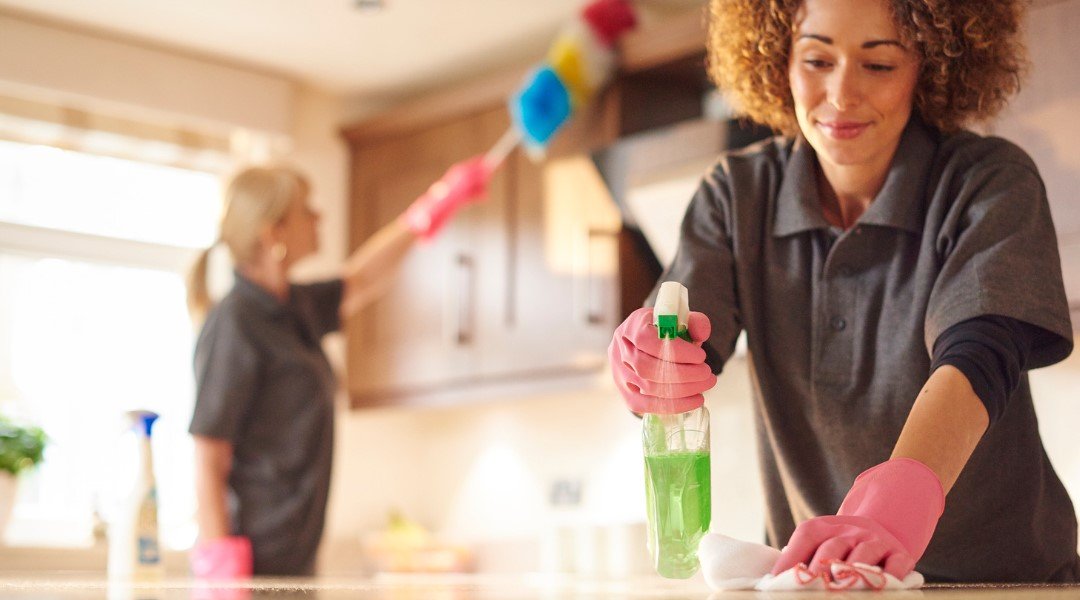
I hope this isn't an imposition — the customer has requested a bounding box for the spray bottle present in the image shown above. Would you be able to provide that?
[108,410,164,581]
[643,281,711,578]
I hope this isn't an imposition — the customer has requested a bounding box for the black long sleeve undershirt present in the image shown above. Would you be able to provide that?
[929,315,1047,425]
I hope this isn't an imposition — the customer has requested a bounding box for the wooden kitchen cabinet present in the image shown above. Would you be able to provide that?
[477,149,620,379]
[345,108,508,402]
[344,102,620,406]
[340,8,715,405]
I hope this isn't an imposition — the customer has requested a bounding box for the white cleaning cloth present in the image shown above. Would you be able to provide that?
[697,532,924,591]
[697,532,781,590]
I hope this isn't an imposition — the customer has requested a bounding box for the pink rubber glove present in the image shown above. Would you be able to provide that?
[608,306,716,414]
[771,457,945,580]
[191,536,253,580]
[401,156,493,240]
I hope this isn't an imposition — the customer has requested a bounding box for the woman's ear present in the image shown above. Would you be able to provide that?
[256,222,281,255]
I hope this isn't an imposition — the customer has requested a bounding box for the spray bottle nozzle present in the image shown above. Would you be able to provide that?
[655,315,682,340]
[125,410,159,437]
[653,281,692,341]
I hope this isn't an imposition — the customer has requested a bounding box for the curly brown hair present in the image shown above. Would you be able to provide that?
[707,0,1029,135]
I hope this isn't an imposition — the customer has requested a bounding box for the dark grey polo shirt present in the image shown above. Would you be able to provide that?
[190,274,342,576]
[660,116,1080,582]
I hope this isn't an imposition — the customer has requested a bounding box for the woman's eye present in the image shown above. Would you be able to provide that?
[866,63,896,72]
[804,59,832,69]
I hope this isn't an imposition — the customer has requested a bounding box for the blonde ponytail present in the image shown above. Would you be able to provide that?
[186,246,214,324]
[185,164,308,326]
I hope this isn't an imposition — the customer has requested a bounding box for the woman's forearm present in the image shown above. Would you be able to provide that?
[193,436,234,540]
[339,218,416,320]
[891,365,989,495]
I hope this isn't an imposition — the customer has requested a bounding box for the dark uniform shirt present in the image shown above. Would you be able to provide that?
[660,115,1080,582]
[190,273,342,576]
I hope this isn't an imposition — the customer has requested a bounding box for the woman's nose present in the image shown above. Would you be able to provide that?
[828,65,862,111]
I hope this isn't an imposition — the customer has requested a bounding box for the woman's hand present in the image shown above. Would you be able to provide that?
[402,156,492,240]
[191,536,253,580]
[192,436,234,540]
[771,515,916,579]
[339,156,494,321]
[608,306,716,414]
[771,457,944,580]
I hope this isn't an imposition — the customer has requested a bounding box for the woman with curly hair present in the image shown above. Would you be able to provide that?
[610,0,1079,583]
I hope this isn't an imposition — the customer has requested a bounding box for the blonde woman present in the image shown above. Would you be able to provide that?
[610,0,1078,584]
[187,158,489,577]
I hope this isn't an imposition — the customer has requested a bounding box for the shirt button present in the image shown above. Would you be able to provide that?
[831,316,847,331]
[838,265,853,277]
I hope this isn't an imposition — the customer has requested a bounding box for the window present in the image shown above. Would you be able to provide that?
[0,139,221,549]
[0,139,219,247]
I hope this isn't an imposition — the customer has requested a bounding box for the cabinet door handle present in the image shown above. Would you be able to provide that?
[582,228,617,326]
[453,253,475,345]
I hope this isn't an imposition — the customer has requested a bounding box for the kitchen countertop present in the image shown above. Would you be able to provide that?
[1,573,1080,599]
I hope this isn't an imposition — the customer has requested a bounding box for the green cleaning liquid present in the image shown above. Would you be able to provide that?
[644,450,712,579]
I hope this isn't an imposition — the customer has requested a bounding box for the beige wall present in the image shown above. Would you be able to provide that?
[287,84,350,281]
[0,13,295,138]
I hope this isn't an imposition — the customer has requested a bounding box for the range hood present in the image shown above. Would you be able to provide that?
[592,117,771,267]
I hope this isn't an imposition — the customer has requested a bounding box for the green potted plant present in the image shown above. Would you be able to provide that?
[0,416,47,539]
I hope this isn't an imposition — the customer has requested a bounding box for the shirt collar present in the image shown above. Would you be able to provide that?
[773,135,830,237]
[857,116,937,234]
[772,115,938,238]
[233,271,288,317]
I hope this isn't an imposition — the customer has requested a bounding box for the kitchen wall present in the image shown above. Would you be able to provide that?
[0,13,293,138]
[0,11,351,222]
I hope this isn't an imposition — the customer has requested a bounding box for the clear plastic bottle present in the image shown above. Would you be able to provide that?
[643,282,712,579]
